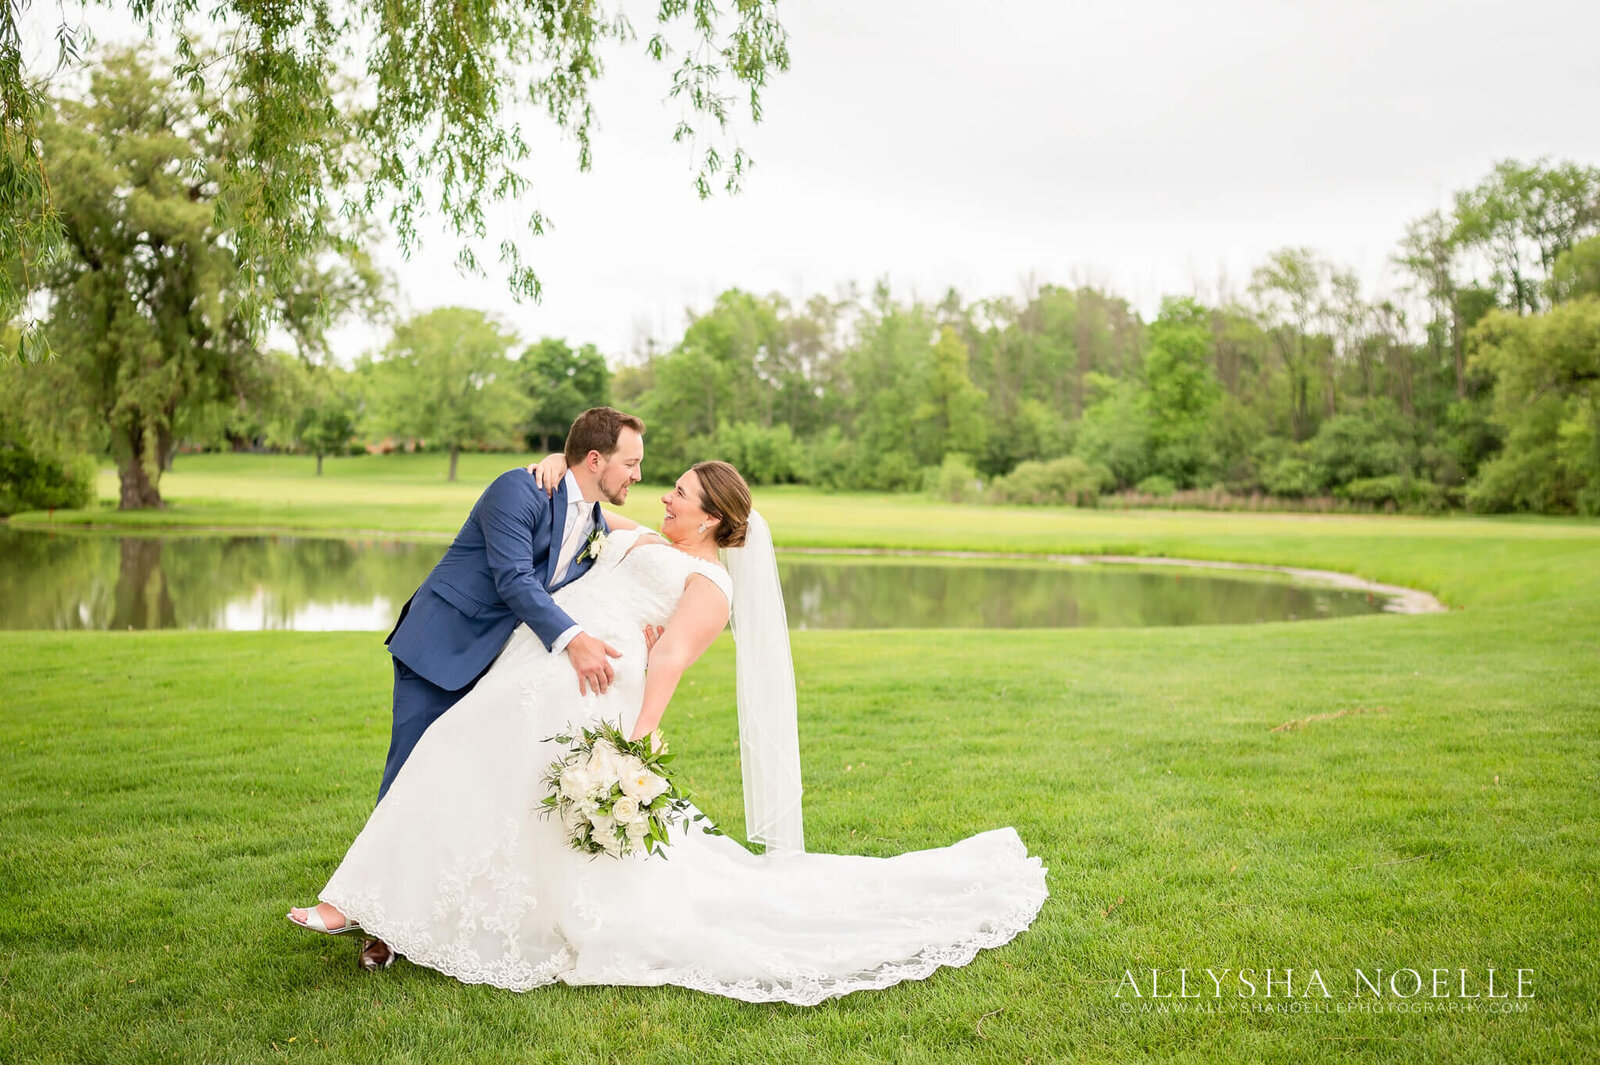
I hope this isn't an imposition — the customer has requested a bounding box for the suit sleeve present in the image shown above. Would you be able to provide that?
[479,471,580,651]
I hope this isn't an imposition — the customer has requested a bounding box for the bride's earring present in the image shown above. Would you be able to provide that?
[697,522,708,534]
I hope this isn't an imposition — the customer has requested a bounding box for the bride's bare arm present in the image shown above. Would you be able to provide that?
[527,453,566,491]
[629,576,731,740]
[526,452,643,531]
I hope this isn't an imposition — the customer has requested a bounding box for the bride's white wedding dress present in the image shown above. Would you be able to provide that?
[319,529,1048,1005]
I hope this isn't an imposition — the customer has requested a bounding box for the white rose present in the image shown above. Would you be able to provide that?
[591,532,615,562]
[559,765,594,801]
[587,742,624,783]
[611,796,640,822]
[620,766,670,804]
[625,818,650,841]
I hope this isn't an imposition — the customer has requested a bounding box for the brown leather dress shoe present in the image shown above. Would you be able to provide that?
[358,938,396,972]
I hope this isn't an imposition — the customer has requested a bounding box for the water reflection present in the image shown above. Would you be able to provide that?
[0,528,434,631]
[777,557,1380,628]
[0,527,1389,631]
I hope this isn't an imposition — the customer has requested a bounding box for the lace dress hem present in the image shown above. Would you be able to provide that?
[323,834,1047,1006]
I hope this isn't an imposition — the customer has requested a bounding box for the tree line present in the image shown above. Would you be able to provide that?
[610,157,1599,515]
[3,52,1598,517]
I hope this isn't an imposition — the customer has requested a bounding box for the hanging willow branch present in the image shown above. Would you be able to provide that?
[1,0,790,361]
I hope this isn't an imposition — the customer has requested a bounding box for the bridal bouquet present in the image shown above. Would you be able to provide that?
[539,722,712,858]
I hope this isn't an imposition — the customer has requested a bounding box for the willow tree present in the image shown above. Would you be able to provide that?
[2,0,791,359]
[11,50,381,508]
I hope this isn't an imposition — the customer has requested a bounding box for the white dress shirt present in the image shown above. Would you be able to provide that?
[549,471,595,653]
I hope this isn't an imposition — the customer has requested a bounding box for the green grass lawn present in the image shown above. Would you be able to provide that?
[3,454,1598,1062]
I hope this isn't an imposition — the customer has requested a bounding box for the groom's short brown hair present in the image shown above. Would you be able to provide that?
[564,407,645,467]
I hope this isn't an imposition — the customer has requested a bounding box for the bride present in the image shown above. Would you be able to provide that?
[289,459,1048,1005]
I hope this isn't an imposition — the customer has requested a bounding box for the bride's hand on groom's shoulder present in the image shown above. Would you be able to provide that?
[526,453,567,494]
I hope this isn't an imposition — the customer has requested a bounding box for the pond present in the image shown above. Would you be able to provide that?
[0,527,1394,631]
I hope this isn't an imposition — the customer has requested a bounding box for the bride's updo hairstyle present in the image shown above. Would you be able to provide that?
[690,461,752,549]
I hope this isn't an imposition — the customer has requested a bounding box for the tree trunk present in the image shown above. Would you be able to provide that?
[1073,311,1090,418]
[115,427,165,510]
[448,445,460,482]
[1284,332,1312,442]
[1452,305,1466,400]
[118,456,164,509]
[316,451,325,476]
[1390,337,1414,417]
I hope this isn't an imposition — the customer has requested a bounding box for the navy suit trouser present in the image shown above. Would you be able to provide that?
[378,658,475,803]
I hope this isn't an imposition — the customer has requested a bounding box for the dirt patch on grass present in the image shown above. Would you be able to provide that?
[1270,706,1390,733]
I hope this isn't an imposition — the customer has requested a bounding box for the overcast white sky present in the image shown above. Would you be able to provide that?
[30,0,1600,362]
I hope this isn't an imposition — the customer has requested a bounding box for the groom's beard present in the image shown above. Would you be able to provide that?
[598,474,631,506]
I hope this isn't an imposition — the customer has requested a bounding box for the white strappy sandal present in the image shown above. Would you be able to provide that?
[287,906,362,935]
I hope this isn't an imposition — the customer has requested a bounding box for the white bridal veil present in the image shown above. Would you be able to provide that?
[720,510,806,855]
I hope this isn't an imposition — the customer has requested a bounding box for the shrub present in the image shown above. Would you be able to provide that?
[988,456,1112,506]
[926,453,981,503]
[797,431,921,491]
[858,450,923,492]
[1467,440,1583,514]
[1134,474,1176,496]
[1335,476,1450,513]
[710,422,808,485]
[804,427,853,490]
[1261,456,1320,497]
[1308,404,1408,489]
[0,436,96,516]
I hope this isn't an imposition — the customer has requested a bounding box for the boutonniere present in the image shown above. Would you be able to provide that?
[575,528,610,565]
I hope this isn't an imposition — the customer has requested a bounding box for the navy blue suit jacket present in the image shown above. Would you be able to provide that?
[386,469,609,692]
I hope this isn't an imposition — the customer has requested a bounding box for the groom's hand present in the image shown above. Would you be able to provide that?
[566,632,623,695]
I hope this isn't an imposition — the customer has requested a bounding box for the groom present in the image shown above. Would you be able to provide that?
[356,406,645,969]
